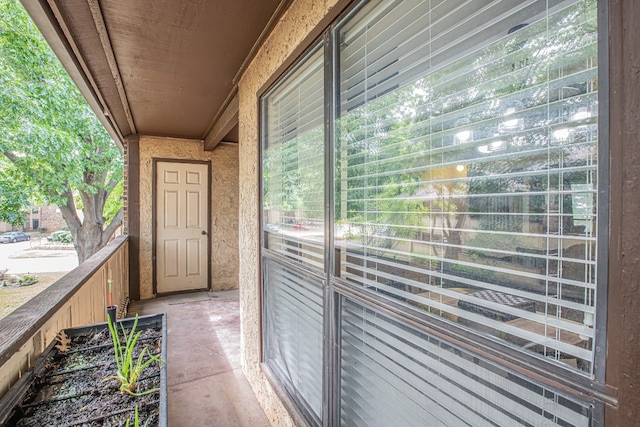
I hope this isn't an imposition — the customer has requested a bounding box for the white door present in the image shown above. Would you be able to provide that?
[155,161,209,293]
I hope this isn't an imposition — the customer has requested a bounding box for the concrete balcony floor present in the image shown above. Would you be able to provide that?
[129,290,270,427]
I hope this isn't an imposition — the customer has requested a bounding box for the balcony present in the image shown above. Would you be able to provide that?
[5,0,640,425]
[0,236,269,426]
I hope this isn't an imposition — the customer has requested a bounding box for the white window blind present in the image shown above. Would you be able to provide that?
[340,297,591,427]
[335,0,598,372]
[264,259,324,422]
[262,44,325,425]
[263,45,325,272]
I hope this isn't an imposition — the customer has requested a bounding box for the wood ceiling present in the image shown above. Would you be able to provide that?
[21,0,289,150]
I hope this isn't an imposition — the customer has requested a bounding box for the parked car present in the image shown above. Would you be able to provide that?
[264,223,280,232]
[0,232,31,243]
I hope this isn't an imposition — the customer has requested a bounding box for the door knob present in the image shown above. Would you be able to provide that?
[201,230,207,235]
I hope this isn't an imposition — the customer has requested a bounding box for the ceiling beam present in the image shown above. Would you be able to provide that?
[231,0,293,86]
[202,0,291,150]
[20,0,124,149]
[86,0,136,135]
[203,93,238,151]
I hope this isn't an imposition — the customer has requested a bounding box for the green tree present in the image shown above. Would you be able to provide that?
[0,0,123,262]
[0,158,29,225]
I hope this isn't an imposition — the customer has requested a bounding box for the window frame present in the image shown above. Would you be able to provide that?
[328,0,608,391]
[259,0,610,425]
[259,39,329,427]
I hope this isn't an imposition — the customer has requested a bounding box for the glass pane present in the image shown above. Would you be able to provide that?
[263,44,325,272]
[264,258,324,423]
[339,297,592,427]
[261,43,325,426]
[335,0,598,373]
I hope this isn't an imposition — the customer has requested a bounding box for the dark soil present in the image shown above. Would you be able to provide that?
[7,326,163,426]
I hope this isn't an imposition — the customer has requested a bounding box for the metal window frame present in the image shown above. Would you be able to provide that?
[326,0,609,423]
[260,39,328,427]
[259,0,610,425]
[593,0,610,388]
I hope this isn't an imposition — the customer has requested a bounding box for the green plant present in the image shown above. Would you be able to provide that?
[17,274,38,286]
[126,406,150,427]
[105,314,164,396]
[51,230,73,243]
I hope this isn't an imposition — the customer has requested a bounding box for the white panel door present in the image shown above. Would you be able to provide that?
[156,161,209,293]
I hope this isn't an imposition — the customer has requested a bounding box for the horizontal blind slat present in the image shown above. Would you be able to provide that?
[340,298,590,426]
[264,259,324,421]
[337,0,598,372]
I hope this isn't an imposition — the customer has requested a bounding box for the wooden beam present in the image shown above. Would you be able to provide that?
[125,135,140,301]
[231,0,293,86]
[86,0,137,135]
[204,94,239,151]
[605,0,640,424]
[22,0,125,148]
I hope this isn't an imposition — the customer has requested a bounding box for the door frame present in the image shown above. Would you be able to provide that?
[152,158,212,295]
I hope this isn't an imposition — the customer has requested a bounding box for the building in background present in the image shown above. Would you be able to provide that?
[26,205,66,232]
[0,206,66,233]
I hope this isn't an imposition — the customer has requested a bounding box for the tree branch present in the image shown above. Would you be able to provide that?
[79,189,98,225]
[0,149,18,163]
[105,178,120,193]
[101,206,123,243]
[57,190,81,233]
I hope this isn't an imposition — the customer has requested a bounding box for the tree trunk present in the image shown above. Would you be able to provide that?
[58,189,123,264]
[74,221,105,263]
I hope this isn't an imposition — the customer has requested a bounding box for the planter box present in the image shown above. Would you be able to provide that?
[0,313,167,426]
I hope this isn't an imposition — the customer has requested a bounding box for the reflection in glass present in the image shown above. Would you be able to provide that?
[335,0,598,373]
[263,45,325,272]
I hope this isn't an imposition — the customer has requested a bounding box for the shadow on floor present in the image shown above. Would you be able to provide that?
[129,290,270,427]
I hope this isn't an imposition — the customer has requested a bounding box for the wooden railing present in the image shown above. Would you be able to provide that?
[0,236,129,398]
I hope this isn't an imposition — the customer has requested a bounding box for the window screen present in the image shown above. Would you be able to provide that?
[335,0,598,373]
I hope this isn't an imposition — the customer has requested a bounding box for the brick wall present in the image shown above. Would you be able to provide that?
[29,206,66,232]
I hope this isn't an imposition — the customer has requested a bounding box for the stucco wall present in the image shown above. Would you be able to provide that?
[138,136,239,299]
[237,0,343,425]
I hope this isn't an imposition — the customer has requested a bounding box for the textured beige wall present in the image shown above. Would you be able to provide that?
[238,0,341,425]
[210,143,240,290]
[138,136,239,299]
